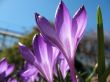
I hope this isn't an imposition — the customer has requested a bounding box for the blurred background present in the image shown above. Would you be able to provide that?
[0,0,110,47]
[0,0,110,81]
[0,0,110,48]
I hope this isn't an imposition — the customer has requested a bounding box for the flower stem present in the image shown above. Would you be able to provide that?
[68,61,77,82]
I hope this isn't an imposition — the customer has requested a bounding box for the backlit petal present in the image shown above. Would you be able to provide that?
[55,1,73,59]
[0,58,8,74]
[5,64,14,77]
[72,5,87,43]
[35,13,62,50]
[19,43,35,65]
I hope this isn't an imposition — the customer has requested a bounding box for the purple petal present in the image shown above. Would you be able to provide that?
[5,64,14,77]
[32,34,42,62]
[41,63,53,82]
[35,13,62,48]
[32,35,52,81]
[55,1,72,41]
[72,5,87,42]
[19,42,35,65]
[33,34,49,63]
[33,34,58,82]
[21,67,38,79]
[0,58,8,74]
[51,46,59,68]
[33,34,56,64]
[71,19,78,38]
[55,1,74,59]
[35,13,56,40]
[55,1,72,36]
[59,55,69,79]
[8,78,18,82]
[45,38,59,68]
[20,63,39,82]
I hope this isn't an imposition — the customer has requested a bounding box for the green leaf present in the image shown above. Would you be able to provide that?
[85,64,98,82]
[97,5,106,82]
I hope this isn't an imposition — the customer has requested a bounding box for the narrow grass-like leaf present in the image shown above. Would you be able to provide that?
[97,5,106,82]
[85,63,98,82]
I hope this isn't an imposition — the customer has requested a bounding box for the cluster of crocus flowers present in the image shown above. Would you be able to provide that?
[0,58,15,82]
[19,1,87,82]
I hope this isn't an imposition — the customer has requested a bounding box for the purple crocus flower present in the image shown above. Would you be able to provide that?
[35,1,87,82]
[19,34,59,82]
[20,62,39,82]
[0,58,14,81]
[8,78,18,82]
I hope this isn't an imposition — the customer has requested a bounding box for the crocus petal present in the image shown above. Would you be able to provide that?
[19,42,35,65]
[55,1,72,36]
[19,48,43,79]
[72,5,87,43]
[41,63,53,82]
[71,19,78,39]
[35,35,53,81]
[51,47,59,68]
[60,58,69,79]
[33,34,49,63]
[35,13,57,40]
[35,13,62,48]
[8,78,18,82]
[20,62,39,82]
[32,34,52,81]
[0,58,8,74]
[21,67,37,79]
[33,34,55,64]
[55,1,74,59]
[5,65,14,77]
[33,34,60,82]
[32,34,42,62]
[59,54,69,79]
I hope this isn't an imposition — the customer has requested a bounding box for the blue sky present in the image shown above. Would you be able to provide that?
[0,0,110,33]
